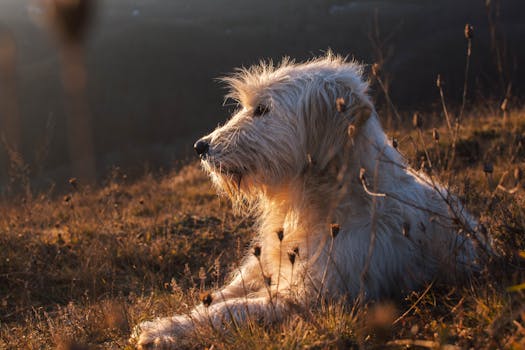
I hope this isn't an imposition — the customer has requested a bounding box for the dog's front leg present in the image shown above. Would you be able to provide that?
[135,295,287,349]
[214,255,265,300]
[134,256,270,349]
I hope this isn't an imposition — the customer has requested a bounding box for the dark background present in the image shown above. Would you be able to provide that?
[0,0,524,190]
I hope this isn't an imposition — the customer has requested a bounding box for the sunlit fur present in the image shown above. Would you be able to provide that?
[134,53,491,349]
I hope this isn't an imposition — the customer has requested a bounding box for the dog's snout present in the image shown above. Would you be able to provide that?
[194,139,210,157]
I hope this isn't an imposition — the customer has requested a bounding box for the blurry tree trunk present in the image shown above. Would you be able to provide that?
[60,43,96,184]
[0,31,20,153]
[45,0,97,184]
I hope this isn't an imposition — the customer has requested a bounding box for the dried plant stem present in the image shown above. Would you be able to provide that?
[254,256,277,317]
[437,79,453,132]
[434,139,442,169]
[289,264,294,293]
[374,75,402,122]
[417,128,433,170]
[234,264,253,326]
[360,172,386,198]
[459,38,472,125]
[450,36,472,171]
[392,280,435,325]
[317,236,335,302]
[217,290,242,332]
[359,159,381,302]
[485,170,520,214]
[276,240,282,297]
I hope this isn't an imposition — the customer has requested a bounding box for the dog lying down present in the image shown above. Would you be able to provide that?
[133,53,491,349]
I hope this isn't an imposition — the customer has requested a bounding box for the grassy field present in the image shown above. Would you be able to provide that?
[1,106,524,349]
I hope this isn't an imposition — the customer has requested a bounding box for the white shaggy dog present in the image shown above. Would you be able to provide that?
[134,53,490,348]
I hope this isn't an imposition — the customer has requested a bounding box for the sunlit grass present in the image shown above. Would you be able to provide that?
[0,107,524,349]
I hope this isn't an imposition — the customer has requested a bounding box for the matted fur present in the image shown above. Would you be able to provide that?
[133,53,491,349]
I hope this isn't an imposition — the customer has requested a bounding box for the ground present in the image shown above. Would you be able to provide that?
[1,108,525,349]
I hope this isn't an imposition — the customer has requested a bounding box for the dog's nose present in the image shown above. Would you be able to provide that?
[194,140,209,157]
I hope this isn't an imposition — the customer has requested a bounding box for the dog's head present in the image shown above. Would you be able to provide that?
[195,53,374,201]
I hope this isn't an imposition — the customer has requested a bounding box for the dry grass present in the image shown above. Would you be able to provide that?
[1,108,525,349]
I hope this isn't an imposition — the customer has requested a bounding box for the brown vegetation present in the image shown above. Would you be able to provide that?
[1,107,525,349]
[1,2,525,348]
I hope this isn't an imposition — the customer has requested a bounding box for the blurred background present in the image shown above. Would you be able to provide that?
[0,0,524,192]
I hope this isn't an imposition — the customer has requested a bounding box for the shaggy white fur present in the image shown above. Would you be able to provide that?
[133,53,491,349]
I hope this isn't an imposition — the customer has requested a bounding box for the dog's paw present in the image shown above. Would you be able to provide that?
[130,316,191,350]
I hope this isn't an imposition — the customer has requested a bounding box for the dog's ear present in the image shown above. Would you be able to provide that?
[336,97,372,138]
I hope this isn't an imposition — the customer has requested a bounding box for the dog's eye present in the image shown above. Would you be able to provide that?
[253,104,270,117]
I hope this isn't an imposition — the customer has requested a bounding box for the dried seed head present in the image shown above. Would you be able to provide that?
[56,233,65,245]
[336,98,347,113]
[420,157,431,174]
[306,153,313,167]
[464,24,474,39]
[412,112,423,129]
[359,168,367,183]
[287,252,296,265]
[253,245,261,258]
[371,63,381,77]
[201,293,213,307]
[402,222,410,237]
[436,74,442,88]
[432,128,440,141]
[501,98,508,112]
[276,229,284,242]
[68,177,78,190]
[483,162,494,174]
[198,267,206,281]
[392,137,398,149]
[348,124,356,138]
[264,276,272,287]
[330,224,340,238]
[514,167,522,182]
